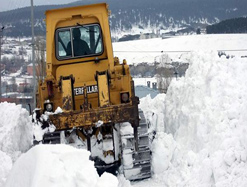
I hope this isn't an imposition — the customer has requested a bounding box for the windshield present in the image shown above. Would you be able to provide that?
[56,24,103,59]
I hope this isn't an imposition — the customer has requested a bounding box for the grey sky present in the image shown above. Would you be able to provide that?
[0,0,75,12]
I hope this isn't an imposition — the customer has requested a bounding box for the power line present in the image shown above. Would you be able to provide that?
[1,0,28,24]
[217,49,247,52]
[114,50,190,53]
[114,49,247,53]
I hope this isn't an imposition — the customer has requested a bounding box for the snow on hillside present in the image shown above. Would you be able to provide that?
[113,34,247,65]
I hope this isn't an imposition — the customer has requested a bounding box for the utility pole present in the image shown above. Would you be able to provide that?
[31,0,36,109]
[0,26,5,101]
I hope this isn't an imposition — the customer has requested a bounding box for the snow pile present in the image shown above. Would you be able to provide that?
[0,102,33,158]
[5,144,118,187]
[0,151,12,187]
[138,51,247,186]
[0,102,33,186]
[139,94,178,187]
[140,94,166,133]
[118,175,132,187]
[164,51,247,186]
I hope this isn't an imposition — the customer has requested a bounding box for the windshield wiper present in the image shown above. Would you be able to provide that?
[76,23,90,31]
[77,23,97,33]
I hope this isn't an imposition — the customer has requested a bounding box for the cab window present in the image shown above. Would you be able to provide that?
[56,24,103,59]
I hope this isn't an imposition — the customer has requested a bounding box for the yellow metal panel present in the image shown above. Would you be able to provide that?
[62,79,74,110]
[56,61,108,82]
[98,74,109,107]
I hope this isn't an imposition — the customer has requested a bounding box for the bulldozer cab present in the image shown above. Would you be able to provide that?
[57,25,102,58]
[46,3,113,65]
[41,3,122,111]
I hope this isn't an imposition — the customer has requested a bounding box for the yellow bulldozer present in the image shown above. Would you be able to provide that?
[33,3,151,180]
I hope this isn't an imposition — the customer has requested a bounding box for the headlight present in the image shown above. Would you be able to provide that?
[44,103,53,112]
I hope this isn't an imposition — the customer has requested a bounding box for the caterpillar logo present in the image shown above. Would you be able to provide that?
[74,85,98,96]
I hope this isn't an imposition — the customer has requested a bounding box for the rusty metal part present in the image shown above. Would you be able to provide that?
[83,84,89,111]
[130,81,139,151]
[49,102,139,131]
[103,150,114,157]
[62,96,73,110]
[87,135,91,152]
[76,129,86,141]
[61,75,75,111]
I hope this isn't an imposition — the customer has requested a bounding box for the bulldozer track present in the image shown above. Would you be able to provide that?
[120,109,151,180]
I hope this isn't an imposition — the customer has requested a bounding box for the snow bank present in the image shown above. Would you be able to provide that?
[138,51,247,186]
[163,51,247,186]
[0,151,12,187]
[0,102,33,186]
[118,175,132,187]
[0,102,33,158]
[5,144,118,187]
[139,94,180,187]
[140,93,166,133]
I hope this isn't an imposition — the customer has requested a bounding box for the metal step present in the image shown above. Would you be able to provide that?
[43,132,61,144]
[139,110,147,125]
[132,148,151,163]
[124,162,151,181]
[138,122,148,134]
[121,134,149,149]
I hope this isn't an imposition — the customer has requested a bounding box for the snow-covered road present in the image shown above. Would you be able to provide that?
[113,34,247,65]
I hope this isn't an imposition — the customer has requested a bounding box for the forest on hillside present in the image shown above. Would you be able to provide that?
[206,17,247,34]
[0,0,247,37]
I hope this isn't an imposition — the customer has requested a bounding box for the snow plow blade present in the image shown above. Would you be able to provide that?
[48,103,139,130]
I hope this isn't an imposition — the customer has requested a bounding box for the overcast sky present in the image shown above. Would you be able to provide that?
[0,0,75,12]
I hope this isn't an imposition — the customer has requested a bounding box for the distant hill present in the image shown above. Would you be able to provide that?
[0,0,247,38]
[206,17,247,34]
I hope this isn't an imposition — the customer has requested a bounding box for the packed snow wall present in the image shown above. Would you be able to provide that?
[140,51,247,186]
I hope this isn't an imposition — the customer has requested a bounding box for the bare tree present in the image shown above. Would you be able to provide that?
[34,36,46,81]
[156,53,174,93]
[156,67,173,93]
